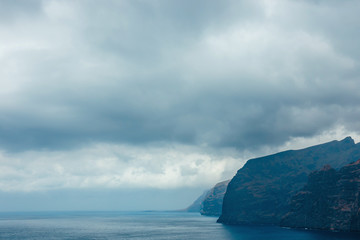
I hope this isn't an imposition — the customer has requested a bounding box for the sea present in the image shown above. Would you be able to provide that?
[0,211,359,240]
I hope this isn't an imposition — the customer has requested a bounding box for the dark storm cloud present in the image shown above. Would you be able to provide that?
[0,0,360,153]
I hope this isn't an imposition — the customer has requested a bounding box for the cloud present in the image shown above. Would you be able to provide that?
[0,0,360,196]
[0,126,358,193]
[0,143,243,192]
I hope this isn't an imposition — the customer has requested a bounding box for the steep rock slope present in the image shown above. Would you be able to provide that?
[186,180,229,216]
[281,160,360,231]
[200,180,230,216]
[185,190,209,212]
[218,137,360,225]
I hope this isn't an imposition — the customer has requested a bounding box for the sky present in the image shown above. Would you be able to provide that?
[0,0,360,211]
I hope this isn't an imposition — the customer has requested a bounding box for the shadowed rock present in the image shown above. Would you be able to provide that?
[200,180,230,216]
[218,137,360,225]
[281,160,360,231]
[186,180,229,216]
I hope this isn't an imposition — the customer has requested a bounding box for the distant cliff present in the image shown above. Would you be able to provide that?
[186,180,229,216]
[281,160,360,231]
[200,180,230,216]
[185,190,209,213]
[218,137,360,225]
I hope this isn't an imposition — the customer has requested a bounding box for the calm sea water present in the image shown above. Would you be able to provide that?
[0,211,359,240]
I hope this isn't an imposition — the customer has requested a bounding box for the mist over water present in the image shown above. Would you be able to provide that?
[0,212,359,240]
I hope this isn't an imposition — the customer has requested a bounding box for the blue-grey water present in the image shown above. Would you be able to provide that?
[0,211,359,240]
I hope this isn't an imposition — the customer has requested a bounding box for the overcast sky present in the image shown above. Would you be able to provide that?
[0,0,360,211]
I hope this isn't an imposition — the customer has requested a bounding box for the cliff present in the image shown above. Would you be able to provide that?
[281,160,360,231]
[186,180,229,216]
[218,137,360,225]
[185,190,209,212]
[200,180,230,216]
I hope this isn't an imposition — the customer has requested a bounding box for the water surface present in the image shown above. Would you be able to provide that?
[0,211,359,240]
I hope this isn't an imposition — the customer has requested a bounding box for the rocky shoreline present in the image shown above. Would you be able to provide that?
[188,137,360,232]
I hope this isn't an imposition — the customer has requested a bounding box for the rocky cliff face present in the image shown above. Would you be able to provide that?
[218,137,360,225]
[186,180,229,216]
[200,180,230,216]
[281,160,360,231]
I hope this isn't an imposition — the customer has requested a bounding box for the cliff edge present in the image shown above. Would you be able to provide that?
[200,180,230,216]
[218,137,360,225]
[186,180,229,216]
